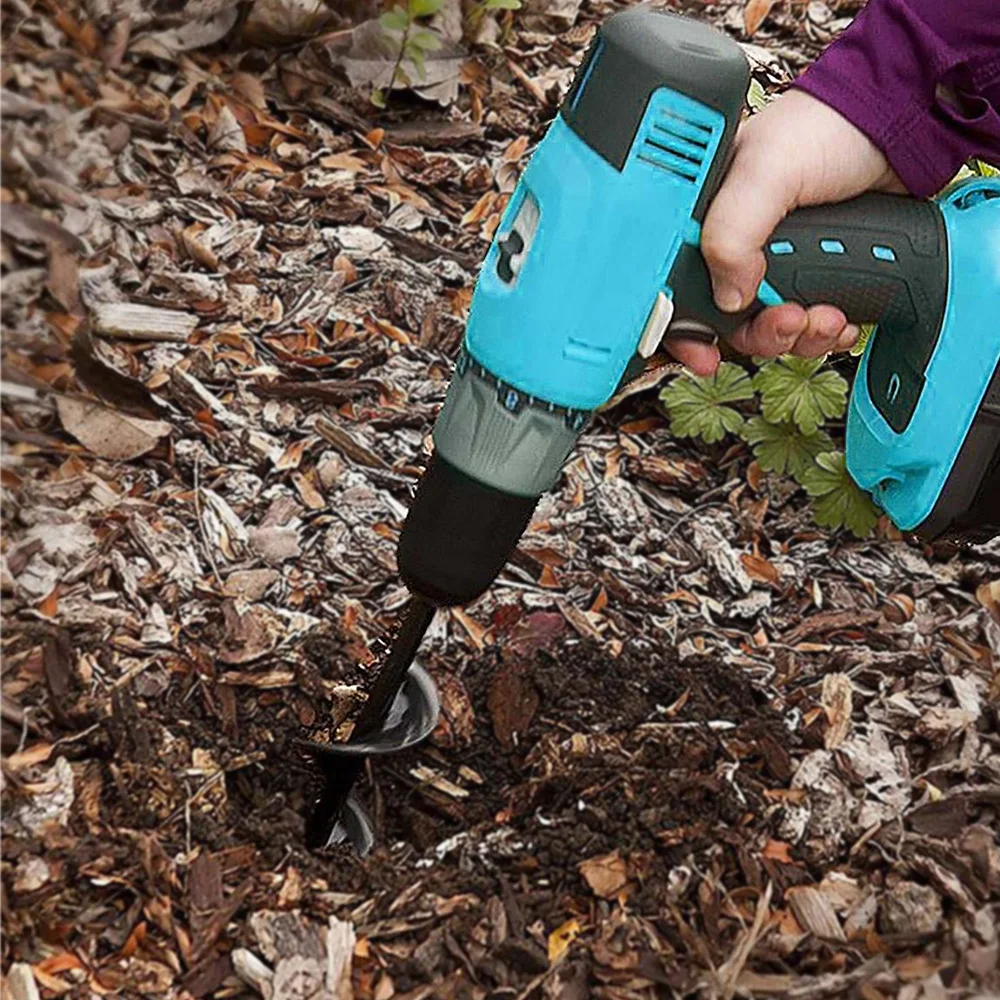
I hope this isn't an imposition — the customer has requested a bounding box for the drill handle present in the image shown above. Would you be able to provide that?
[671,190,949,352]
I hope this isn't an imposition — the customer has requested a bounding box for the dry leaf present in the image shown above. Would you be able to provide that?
[548,919,581,963]
[742,553,779,586]
[242,0,332,46]
[57,397,171,459]
[131,8,240,58]
[744,0,778,35]
[209,105,248,153]
[579,851,628,898]
[762,839,794,864]
[2,205,87,254]
[487,661,538,750]
[326,18,465,105]
[976,580,1000,624]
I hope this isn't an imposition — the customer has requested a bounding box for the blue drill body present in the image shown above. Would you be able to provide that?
[399,7,1000,611]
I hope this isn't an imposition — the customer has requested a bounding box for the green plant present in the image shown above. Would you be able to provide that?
[741,417,833,478]
[659,355,880,538]
[463,0,521,46]
[799,450,880,537]
[373,0,446,107]
[752,356,847,435]
[659,362,755,444]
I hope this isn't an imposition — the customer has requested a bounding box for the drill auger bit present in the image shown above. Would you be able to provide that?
[302,596,439,855]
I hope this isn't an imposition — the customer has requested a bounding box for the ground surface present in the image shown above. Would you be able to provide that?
[2,1,1000,998]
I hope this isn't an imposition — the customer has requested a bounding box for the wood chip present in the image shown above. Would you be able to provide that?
[786,886,846,942]
[91,302,198,342]
[409,765,469,799]
[821,673,852,750]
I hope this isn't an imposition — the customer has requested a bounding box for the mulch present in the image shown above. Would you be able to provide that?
[2,0,999,998]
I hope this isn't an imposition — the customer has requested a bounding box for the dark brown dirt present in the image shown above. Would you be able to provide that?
[81,628,795,922]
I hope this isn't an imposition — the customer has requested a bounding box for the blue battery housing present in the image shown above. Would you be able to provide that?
[847,177,1000,534]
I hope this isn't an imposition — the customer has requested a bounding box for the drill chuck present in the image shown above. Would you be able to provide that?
[397,452,538,606]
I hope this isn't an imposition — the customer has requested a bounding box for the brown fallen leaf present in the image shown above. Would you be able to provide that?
[762,839,794,864]
[487,661,539,750]
[742,553,779,586]
[744,0,778,35]
[56,396,172,459]
[976,579,1000,624]
[209,105,248,153]
[2,204,87,253]
[130,7,239,58]
[223,569,280,601]
[242,0,332,46]
[47,244,81,313]
[579,851,628,899]
[325,18,465,105]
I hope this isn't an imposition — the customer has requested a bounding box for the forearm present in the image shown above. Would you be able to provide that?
[792,0,1000,196]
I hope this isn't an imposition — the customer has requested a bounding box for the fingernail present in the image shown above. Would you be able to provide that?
[714,284,744,313]
[837,324,861,350]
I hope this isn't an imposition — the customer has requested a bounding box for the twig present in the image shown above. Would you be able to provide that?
[715,880,774,999]
[193,452,223,588]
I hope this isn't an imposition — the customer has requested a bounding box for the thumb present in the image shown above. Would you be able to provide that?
[701,147,797,312]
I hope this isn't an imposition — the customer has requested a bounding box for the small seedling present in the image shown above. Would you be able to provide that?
[374,0,447,107]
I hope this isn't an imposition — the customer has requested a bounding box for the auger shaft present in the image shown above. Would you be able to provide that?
[304,596,438,853]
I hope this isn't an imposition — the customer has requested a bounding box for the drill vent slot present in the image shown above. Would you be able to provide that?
[638,111,712,183]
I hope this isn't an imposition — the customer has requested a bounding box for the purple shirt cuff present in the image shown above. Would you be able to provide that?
[792,0,1000,198]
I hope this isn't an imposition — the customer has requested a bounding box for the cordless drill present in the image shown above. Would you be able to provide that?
[312,7,1000,852]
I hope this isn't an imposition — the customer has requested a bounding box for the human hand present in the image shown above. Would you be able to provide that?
[666,89,906,376]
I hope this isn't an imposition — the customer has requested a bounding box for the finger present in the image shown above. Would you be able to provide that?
[789,305,849,358]
[701,140,796,313]
[728,303,808,358]
[664,338,720,376]
[835,324,861,352]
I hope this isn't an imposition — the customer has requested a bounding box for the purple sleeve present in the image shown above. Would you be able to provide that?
[792,0,1000,196]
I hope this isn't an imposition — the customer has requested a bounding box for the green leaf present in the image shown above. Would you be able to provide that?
[379,6,409,32]
[741,417,833,478]
[746,77,770,113]
[849,323,876,358]
[659,362,754,444]
[370,87,387,108]
[409,27,442,50]
[409,0,444,15]
[752,356,848,435]
[405,40,427,75]
[799,451,879,538]
[485,0,523,8]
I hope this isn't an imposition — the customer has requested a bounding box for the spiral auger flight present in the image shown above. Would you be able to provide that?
[301,597,440,856]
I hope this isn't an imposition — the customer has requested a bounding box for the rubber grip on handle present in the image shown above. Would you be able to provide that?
[669,191,949,356]
[763,192,948,345]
